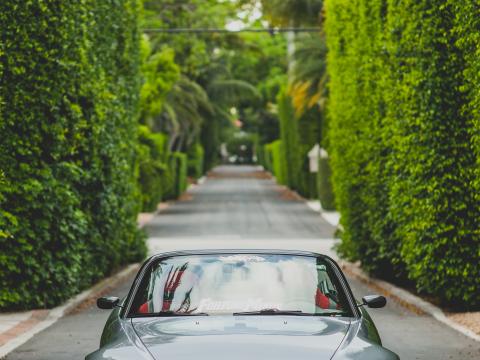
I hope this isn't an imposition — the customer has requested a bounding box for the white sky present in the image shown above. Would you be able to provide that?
[225,1,263,31]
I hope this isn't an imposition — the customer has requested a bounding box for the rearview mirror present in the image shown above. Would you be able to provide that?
[97,296,120,309]
[361,295,387,308]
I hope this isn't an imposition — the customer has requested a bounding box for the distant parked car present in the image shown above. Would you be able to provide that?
[86,250,399,360]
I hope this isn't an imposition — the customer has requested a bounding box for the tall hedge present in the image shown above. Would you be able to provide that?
[326,0,480,307]
[0,0,146,310]
[326,0,399,279]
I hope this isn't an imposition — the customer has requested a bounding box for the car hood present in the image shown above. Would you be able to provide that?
[132,316,350,360]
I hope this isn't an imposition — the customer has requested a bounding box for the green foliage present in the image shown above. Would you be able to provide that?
[173,152,188,197]
[269,140,288,185]
[143,0,260,170]
[277,90,301,189]
[0,0,146,310]
[187,143,205,179]
[226,30,287,148]
[143,0,239,77]
[262,144,273,172]
[139,40,179,124]
[289,34,328,115]
[137,126,169,211]
[297,108,324,199]
[162,155,178,200]
[201,116,220,171]
[326,0,480,307]
[276,90,321,198]
[317,158,335,211]
[325,0,396,277]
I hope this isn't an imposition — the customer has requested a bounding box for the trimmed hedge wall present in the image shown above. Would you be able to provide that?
[0,1,146,310]
[326,0,480,307]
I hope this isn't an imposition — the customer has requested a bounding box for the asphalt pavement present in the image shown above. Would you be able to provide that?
[6,165,480,359]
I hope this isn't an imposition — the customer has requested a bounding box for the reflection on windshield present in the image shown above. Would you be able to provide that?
[132,254,349,316]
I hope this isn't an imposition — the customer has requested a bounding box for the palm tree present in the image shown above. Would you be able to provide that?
[289,34,328,115]
[155,75,213,151]
[154,71,260,152]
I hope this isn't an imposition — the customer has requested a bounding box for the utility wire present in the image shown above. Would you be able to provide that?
[142,27,321,34]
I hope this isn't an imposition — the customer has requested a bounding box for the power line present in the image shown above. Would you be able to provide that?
[142,27,321,34]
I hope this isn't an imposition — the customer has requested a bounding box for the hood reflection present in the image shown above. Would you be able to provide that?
[132,316,351,360]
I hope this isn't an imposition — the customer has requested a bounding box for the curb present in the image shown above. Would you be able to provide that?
[138,202,171,229]
[305,200,342,230]
[0,263,140,359]
[340,260,480,343]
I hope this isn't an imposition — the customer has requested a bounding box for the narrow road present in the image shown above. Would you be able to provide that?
[6,166,480,359]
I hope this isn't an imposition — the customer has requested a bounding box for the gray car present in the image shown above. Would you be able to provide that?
[86,250,399,360]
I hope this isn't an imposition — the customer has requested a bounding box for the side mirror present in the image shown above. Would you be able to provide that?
[97,296,120,310]
[361,295,387,309]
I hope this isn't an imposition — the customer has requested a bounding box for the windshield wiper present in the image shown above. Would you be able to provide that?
[233,309,347,317]
[233,309,308,316]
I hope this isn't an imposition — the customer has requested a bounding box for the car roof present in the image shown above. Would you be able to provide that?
[147,249,334,262]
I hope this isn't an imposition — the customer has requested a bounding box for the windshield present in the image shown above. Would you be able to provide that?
[129,254,352,317]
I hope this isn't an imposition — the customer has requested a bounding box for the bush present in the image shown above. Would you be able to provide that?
[187,143,205,179]
[137,126,168,212]
[201,117,220,171]
[297,108,323,199]
[317,157,335,211]
[173,152,188,197]
[163,154,178,200]
[325,0,480,307]
[277,90,322,198]
[277,90,301,189]
[262,143,273,172]
[0,0,146,310]
[269,140,287,185]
